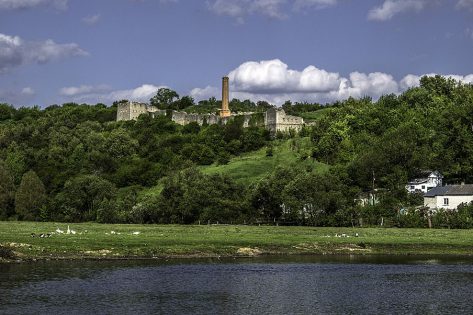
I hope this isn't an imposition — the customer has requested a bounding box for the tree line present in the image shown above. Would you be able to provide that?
[2,76,473,228]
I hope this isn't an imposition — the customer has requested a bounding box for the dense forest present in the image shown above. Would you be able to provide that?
[1,75,473,228]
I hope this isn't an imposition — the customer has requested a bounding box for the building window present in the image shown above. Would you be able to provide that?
[421,185,425,190]
[410,186,415,189]
[443,198,449,206]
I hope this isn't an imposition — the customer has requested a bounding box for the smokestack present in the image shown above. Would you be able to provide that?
[220,76,231,118]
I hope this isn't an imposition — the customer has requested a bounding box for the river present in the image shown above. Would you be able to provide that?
[1,255,473,314]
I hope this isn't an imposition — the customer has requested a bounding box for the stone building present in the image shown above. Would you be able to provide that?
[116,77,306,133]
[264,107,304,134]
[116,102,148,121]
[116,101,166,121]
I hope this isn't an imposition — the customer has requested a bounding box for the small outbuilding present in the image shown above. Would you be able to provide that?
[424,184,473,211]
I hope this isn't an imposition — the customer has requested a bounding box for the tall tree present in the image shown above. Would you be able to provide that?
[0,161,15,219]
[15,170,47,221]
[150,88,179,109]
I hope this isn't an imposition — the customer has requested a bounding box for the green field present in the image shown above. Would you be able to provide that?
[200,138,328,185]
[1,222,473,262]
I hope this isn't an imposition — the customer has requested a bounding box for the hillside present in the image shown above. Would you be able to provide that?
[200,137,329,185]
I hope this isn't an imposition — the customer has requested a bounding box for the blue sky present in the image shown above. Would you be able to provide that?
[1,0,473,106]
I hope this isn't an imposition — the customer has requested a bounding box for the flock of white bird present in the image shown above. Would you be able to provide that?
[55,226,76,235]
[31,226,142,238]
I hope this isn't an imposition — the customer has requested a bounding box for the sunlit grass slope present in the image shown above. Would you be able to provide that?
[200,138,329,185]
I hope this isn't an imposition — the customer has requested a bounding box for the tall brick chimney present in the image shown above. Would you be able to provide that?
[220,76,231,118]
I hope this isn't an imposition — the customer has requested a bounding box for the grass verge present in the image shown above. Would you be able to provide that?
[1,222,473,262]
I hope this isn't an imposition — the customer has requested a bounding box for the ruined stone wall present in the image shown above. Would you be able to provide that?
[117,101,270,130]
[116,101,149,121]
[265,108,278,134]
[265,108,304,134]
[149,108,167,118]
[171,111,222,126]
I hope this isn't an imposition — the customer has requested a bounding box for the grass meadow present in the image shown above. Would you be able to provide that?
[1,221,473,261]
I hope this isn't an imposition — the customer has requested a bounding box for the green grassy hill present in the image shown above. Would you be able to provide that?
[200,137,328,185]
[139,137,328,198]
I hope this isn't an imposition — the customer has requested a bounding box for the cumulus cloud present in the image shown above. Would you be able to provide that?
[293,0,337,10]
[82,14,101,26]
[208,0,287,20]
[0,33,88,73]
[59,84,166,104]
[207,0,337,20]
[0,86,36,105]
[457,0,473,11]
[0,0,67,10]
[400,73,473,90]
[368,0,426,21]
[228,59,341,93]
[190,59,473,105]
[190,85,220,101]
[59,84,111,97]
[21,87,35,96]
[231,61,399,103]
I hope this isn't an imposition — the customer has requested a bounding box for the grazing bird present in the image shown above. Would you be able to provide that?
[132,231,140,235]
[30,233,36,238]
[70,229,76,235]
[56,228,64,234]
[67,226,71,234]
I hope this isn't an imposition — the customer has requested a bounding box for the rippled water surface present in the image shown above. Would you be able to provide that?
[1,256,473,314]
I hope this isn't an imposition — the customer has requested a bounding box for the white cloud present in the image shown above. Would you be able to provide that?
[368,0,426,21]
[190,59,473,105]
[0,0,67,10]
[400,73,473,90]
[21,87,35,96]
[190,85,220,101]
[334,72,399,100]
[293,0,337,10]
[59,84,166,104]
[0,86,36,105]
[207,0,338,20]
[229,59,341,93]
[466,28,473,40]
[208,0,287,20]
[457,0,473,11]
[82,14,101,26]
[59,84,111,96]
[0,33,88,73]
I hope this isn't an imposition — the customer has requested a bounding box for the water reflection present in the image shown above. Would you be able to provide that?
[1,256,473,314]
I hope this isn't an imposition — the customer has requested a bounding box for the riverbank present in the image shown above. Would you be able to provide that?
[1,222,473,262]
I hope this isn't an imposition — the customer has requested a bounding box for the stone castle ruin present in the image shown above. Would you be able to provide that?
[116,77,305,134]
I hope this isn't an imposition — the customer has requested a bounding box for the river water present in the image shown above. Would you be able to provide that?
[1,255,473,314]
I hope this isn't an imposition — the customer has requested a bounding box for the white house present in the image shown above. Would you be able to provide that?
[424,184,473,211]
[406,171,443,193]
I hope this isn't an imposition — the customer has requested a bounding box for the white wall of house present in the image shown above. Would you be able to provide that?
[407,173,443,193]
[407,182,431,193]
[424,195,473,210]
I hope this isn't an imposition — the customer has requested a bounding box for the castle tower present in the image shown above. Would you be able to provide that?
[220,76,231,118]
